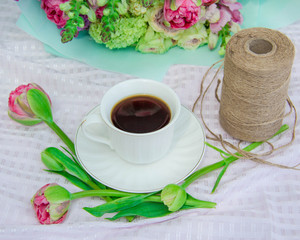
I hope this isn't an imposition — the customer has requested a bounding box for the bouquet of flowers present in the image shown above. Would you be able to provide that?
[33,0,243,54]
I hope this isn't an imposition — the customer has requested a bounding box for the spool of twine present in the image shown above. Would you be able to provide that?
[219,28,295,142]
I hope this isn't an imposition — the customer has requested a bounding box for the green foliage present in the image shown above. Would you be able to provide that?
[128,0,147,16]
[107,202,171,220]
[141,0,154,8]
[174,22,208,50]
[84,193,154,217]
[42,147,89,182]
[45,170,93,191]
[60,0,89,43]
[136,27,173,54]
[100,0,122,42]
[107,198,212,221]
[41,147,106,190]
[181,124,290,193]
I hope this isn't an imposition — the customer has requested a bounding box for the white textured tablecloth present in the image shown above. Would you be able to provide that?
[0,1,300,239]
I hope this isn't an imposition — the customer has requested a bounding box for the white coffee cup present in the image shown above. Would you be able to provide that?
[81,79,181,164]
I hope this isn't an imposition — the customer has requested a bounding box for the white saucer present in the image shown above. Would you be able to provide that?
[75,105,206,193]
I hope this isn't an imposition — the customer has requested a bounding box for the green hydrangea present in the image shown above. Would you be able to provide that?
[106,17,147,49]
[89,20,104,44]
[89,17,147,49]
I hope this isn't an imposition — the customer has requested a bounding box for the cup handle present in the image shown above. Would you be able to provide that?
[81,113,113,149]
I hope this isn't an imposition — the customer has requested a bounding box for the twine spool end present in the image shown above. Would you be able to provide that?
[245,38,277,57]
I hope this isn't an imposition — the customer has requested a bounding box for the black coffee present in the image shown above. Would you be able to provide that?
[111,95,171,133]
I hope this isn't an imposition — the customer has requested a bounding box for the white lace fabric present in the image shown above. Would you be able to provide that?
[0,1,300,239]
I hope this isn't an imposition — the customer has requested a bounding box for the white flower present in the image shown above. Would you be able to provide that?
[205,4,220,23]
[230,22,241,33]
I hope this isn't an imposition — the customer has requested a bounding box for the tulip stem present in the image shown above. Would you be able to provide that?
[181,161,225,189]
[70,189,216,208]
[181,124,289,190]
[46,121,76,155]
[71,189,142,200]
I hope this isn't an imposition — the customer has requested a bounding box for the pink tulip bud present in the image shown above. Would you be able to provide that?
[31,183,71,224]
[8,83,52,126]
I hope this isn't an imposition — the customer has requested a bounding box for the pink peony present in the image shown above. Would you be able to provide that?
[164,0,201,30]
[31,183,71,225]
[40,0,69,28]
[8,83,51,126]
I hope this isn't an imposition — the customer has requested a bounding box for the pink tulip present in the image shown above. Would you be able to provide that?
[220,0,241,11]
[209,5,232,33]
[40,0,69,29]
[202,0,218,6]
[8,83,75,154]
[206,0,243,34]
[8,83,52,126]
[164,0,201,30]
[220,0,243,24]
[31,183,71,224]
[230,8,243,24]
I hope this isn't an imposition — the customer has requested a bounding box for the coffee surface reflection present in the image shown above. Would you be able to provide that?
[111,95,171,133]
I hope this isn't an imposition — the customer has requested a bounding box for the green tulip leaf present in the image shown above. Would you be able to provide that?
[45,170,93,191]
[43,147,91,183]
[107,201,204,221]
[59,146,106,189]
[84,193,154,217]
[107,202,171,221]
[185,194,216,208]
[41,150,65,171]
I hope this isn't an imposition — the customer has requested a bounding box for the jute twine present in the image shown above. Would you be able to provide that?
[221,28,295,141]
[193,28,299,170]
